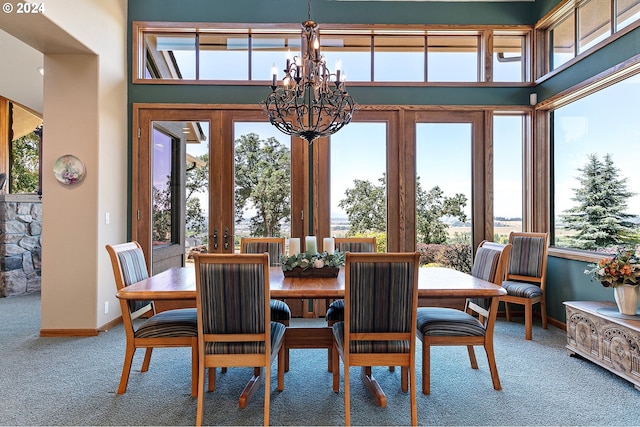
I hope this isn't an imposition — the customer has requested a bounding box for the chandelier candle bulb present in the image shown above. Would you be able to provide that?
[271,63,277,87]
[323,238,335,254]
[305,236,317,254]
[288,238,300,256]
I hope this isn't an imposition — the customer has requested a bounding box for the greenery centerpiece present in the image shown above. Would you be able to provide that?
[280,251,345,277]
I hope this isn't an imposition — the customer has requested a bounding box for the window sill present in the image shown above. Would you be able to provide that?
[548,247,606,263]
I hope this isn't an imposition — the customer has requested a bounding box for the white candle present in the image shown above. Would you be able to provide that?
[323,238,335,254]
[288,238,300,256]
[271,63,277,86]
[305,236,317,254]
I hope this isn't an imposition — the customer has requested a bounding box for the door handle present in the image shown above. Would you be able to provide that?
[213,228,218,250]
[224,227,230,250]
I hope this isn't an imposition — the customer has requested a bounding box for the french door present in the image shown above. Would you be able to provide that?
[404,110,488,251]
[133,106,303,273]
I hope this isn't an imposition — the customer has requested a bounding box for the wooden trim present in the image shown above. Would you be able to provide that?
[0,97,9,177]
[537,53,640,111]
[133,21,533,84]
[98,316,123,332]
[40,329,99,337]
[548,247,604,262]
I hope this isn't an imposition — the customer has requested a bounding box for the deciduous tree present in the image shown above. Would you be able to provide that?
[234,133,291,236]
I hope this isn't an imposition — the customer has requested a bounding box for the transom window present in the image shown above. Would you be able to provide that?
[134,23,531,84]
[537,0,640,77]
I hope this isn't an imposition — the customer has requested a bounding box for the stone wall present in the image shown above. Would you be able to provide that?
[0,194,42,297]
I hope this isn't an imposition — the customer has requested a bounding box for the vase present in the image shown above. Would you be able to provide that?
[613,284,640,315]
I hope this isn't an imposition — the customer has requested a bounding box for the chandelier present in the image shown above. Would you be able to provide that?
[261,0,356,144]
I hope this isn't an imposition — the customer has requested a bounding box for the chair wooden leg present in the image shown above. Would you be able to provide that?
[504,301,512,322]
[117,345,136,394]
[263,364,270,426]
[525,301,533,340]
[277,343,285,391]
[401,366,408,392]
[467,345,478,369]
[344,356,351,426]
[327,320,334,373]
[282,319,290,373]
[540,298,548,329]
[484,342,502,391]
[196,361,206,426]
[141,347,153,372]
[421,338,430,395]
[332,338,340,392]
[191,339,198,397]
[410,365,417,426]
[208,368,215,392]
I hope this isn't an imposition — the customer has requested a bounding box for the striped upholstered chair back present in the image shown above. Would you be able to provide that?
[334,237,377,253]
[468,241,512,310]
[113,243,152,315]
[507,233,548,284]
[196,255,268,353]
[501,231,550,340]
[331,252,420,425]
[192,253,286,426]
[240,237,285,266]
[106,241,199,396]
[414,241,511,396]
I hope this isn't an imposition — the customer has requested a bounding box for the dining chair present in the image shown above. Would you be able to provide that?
[325,237,377,371]
[106,241,199,396]
[193,253,286,426]
[415,240,512,395]
[500,231,549,340]
[332,252,420,426]
[239,236,292,369]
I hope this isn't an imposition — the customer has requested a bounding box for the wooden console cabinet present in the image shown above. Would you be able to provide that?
[564,301,640,390]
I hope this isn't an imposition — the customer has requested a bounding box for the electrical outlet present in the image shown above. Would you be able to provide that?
[105,212,110,224]
[104,301,109,314]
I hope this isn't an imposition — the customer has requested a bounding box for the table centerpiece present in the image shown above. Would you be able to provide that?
[280,251,345,277]
[584,248,640,315]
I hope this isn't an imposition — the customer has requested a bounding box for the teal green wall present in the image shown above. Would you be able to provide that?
[128,0,639,326]
[129,0,537,25]
[546,257,617,321]
[537,27,640,103]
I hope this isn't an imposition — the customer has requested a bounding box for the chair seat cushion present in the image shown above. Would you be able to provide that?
[332,321,410,353]
[270,299,291,322]
[416,307,485,337]
[502,280,543,298]
[325,299,344,322]
[205,321,286,355]
[135,308,198,338]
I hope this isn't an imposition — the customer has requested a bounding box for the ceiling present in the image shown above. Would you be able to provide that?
[0,30,43,114]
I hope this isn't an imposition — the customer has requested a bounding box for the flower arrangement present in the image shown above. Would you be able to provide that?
[584,249,640,288]
[280,251,345,272]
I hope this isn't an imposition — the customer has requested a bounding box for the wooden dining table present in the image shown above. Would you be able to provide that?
[116,265,506,407]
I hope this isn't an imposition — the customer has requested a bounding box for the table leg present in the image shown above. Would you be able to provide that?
[360,366,387,407]
[239,367,263,408]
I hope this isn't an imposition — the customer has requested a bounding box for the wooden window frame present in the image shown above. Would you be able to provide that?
[133,21,533,86]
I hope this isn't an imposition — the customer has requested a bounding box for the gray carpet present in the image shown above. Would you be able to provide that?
[1,292,639,426]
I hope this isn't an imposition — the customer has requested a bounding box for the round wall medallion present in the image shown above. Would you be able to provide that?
[53,154,85,185]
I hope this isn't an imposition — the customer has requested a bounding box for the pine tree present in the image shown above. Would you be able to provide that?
[561,153,638,250]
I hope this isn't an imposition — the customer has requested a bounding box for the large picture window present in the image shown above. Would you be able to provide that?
[552,73,640,252]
